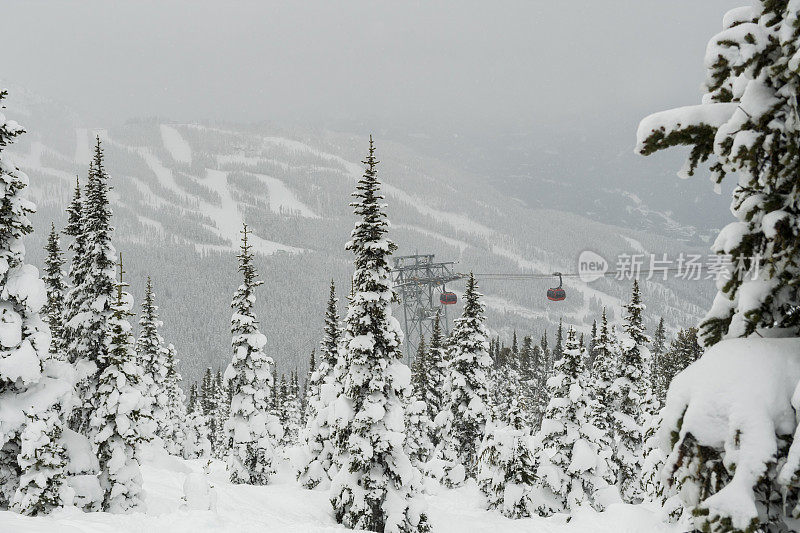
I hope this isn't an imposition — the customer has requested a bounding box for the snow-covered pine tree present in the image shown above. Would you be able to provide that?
[66,138,117,434]
[329,137,428,532]
[650,318,666,397]
[438,272,492,480]
[552,319,564,364]
[89,254,154,513]
[302,348,315,423]
[298,280,341,489]
[477,399,538,519]
[283,372,302,446]
[424,311,448,447]
[411,335,428,400]
[661,327,702,391]
[134,277,170,449]
[0,93,70,515]
[530,341,548,428]
[277,374,290,446]
[162,344,187,456]
[405,399,434,468]
[63,175,87,366]
[592,308,617,439]
[223,224,280,485]
[587,319,597,367]
[183,384,211,460]
[612,281,651,503]
[534,327,614,515]
[518,335,532,381]
[212,369,229,458]
[638,2,800,346]
[42,224,67,361]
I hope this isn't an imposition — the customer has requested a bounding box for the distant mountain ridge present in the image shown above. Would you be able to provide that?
[5,86,715,385]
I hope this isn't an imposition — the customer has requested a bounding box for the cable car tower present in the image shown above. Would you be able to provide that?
[391,254,462,363]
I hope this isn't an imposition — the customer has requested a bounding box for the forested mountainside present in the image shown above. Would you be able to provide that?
[7,87,713,384]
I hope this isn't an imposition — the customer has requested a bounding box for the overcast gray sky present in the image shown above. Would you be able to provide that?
[4,1,742,133]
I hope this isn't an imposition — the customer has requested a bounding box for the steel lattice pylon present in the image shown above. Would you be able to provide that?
[391,254,462,363]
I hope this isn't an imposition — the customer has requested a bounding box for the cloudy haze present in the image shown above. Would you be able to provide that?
[3,1,744,231]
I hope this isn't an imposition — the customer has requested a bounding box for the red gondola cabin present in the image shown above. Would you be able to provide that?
[440,292,457,305]
[547,287,566,301]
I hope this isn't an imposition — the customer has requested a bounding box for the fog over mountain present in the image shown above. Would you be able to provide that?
[0,1,741,384]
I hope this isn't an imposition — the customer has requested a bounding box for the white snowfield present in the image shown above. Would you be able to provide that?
[0,444,680,533]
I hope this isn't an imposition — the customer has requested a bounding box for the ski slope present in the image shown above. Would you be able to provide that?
[0,445,681,533]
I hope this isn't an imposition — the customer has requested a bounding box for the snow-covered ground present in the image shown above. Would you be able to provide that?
[0,445,679,533]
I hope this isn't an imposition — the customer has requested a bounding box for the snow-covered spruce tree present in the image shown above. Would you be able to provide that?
[405,399,434,469]
[298,280,341,489]
[534,326,614,515]
[477,400,538,519]
[162,344,187,456]
[212,369,229,459]
[638,3,800,346]
[280,372,302,446]
[411,335,428,400]
[134,277,170,449]
[329,137,428,532]
[63,175,86,365]
[66,138,117,434]
[183,384,211,460]
[612,281,651,503]
[438,272,492,481]
[636,6,800,528]
[592,308,618,439]
[0,93,70,515]
[42,224,67,361]
[223,224,280,485]
[302,349,315,423]
[424,312,448,447]
[552,319,563,365]
[650,317,666,401]
[89,254,154,513]
[530,340,548,428]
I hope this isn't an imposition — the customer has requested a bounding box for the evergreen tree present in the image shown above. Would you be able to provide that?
[530,343,548,428]
[302,348,316,422]
[639,1,800,346]
[134,277,171,449]
[438,273,492,480]
[162,344,187,456]
[477,400,537,519]
[224,224,280,485]
[592,308,617,437]
[66,138,117,434]
[650,317,667,401]
[329,137,428,532]
[552,319,564,364]
[518,335,532,381]
[411,335,428,400]
[212,369,229,458]
[534,327,614,515]
[637,6,800,528]
[405,399,434,469]
[588,319,598,367]
[424,312,448,444]
[183,384,211,460]
[298,280,341,489]
[660,327,702,393]
[612,281,650,503]
[63,175,87,366]
[89,254,154,512]
[42,224,67,360]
